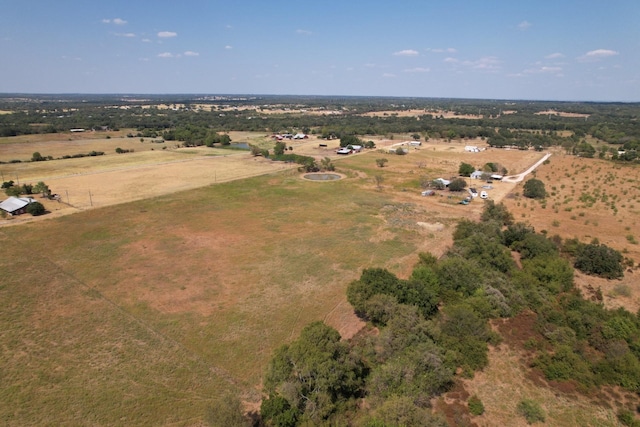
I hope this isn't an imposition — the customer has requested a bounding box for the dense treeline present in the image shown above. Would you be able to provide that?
[2,96,640,154]
[258,202,638,426]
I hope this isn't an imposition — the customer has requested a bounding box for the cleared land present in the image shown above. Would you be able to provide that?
[1,131,637,425]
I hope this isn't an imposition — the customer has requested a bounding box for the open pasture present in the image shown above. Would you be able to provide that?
[1,129,636,425]
[0,165,448,424]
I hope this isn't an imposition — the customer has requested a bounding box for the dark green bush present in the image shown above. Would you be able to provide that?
[517,399,545,424]
[468,394,485,416]
[574,242,624,279]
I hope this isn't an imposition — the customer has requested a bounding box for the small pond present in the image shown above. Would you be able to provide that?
[302,173,343,181]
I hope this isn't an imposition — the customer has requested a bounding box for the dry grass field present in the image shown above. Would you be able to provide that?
[1,131,637,425]
[503,151,640,313]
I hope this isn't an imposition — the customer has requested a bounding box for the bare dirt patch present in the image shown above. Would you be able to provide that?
[535,110,591,118]
[360,109,483,119]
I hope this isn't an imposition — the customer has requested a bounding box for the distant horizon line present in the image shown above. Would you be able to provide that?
[0,92,638,104]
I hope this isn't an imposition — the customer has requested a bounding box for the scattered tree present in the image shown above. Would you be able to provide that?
[274,140,287,156]
[339,134,362,148]
[33,181,51,198]
[31,152,45,162]
[374,175,384,190]
[481,200,514,226]
[376,158,388,168]
[458,162,475,177]
[448,178,467,192]
[26,201,45,216]
[523,178,546,199]
[431,180,446,190]
[320,157,335,171]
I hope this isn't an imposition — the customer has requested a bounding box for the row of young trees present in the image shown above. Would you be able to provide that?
[254,202,636,426]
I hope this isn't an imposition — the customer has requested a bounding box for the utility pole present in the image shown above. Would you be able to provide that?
[89,190,93,207]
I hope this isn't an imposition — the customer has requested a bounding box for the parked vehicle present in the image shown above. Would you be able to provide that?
[480,191,488,199]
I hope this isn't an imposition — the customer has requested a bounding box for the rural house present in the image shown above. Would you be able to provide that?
[0,196,37,216]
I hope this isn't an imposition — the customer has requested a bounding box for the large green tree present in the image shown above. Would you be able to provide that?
[262,322,364,424]
[523,178,546,199]
[458,162,475,177]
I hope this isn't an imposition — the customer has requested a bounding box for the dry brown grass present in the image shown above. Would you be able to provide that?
[460,344,620,427]
[503,151,640,312]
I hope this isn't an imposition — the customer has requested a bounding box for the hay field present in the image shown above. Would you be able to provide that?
[0,133,296,219]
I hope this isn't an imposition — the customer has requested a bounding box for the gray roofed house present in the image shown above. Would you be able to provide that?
[0,196,36,216]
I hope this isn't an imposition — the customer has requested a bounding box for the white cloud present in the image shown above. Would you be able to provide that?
[525,66,563,75]
[157,31,177,38]
[102,18,127,25]
[458,56,501,72]
[142,38,151,43]
[393,49,419,57]
[404,67,430,73]
[428,47,457,53]
[578,49,619,62]
[224,45,233,50]
[116,33,136,38]
[518,20,532,30]
[158,52,174,58]
[545,52,564,59]
[296,29,312,35]
[184,51,199,56]
[382,73,396,78]
[444,57,459,63]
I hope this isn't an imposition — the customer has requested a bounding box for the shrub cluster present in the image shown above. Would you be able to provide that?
[261,202,639,425]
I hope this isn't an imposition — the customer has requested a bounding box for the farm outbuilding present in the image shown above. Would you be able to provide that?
[0,196,37,216]
[470,170,484,179]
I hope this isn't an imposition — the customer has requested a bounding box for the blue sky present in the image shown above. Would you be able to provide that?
[1,1,638,101]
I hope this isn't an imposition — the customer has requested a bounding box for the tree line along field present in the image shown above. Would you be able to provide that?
[1,96,640,425]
